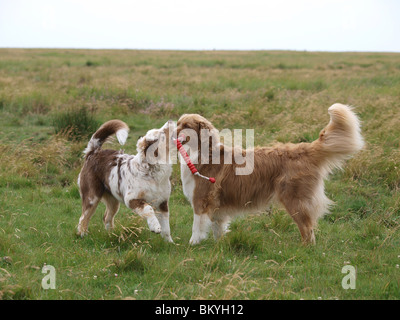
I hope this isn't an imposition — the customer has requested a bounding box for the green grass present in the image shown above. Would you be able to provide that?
[0,49,399,300]
[52,107,100,140]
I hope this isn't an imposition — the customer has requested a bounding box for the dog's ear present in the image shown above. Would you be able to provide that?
[198,119,220,150]
[146,137,159,143]
[137,136,158,152]
[163,120,175,134]
[198,120,209,132]
[142,137,159,159]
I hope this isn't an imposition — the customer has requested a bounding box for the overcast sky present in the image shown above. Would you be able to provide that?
[0,0,399,51]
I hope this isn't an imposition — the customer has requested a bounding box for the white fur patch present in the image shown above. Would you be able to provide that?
[180,160,196,206]
[83,137,100,155]
[116,128,129,145]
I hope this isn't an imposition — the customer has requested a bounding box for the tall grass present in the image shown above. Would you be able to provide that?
[52,107,100,140]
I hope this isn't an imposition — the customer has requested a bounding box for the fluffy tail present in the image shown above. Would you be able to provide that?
[314,104,364,170]
[83,120,129,156]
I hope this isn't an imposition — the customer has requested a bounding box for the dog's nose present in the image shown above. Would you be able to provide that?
[177,133,186,142]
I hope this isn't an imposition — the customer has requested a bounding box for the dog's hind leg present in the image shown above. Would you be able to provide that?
[102,192,120,231]
[128,199,161,234]
[283,181,332,244]
[77,195,101,237]
[278,197,317,245]
[287,207,315,245]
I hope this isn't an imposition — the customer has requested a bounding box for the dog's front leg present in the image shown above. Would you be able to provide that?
[189,212,211,245]
[155,200,174,243]
[128,199,161,234]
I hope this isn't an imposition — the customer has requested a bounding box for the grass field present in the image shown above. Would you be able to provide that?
[0,49,399,300]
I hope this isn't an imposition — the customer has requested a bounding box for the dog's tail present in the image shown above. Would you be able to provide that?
[83,120,129,156]
[314,104,364,171]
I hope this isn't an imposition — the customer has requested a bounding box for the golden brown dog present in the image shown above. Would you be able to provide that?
[176,104,364,245]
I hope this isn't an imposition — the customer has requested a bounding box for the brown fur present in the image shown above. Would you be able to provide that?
[129,199,146,210]
[78,149,121,225]
[159,200,169,213]
[78,119,129,235]
[177,104,364,244]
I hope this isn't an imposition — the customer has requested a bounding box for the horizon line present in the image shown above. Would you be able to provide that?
[1,47,400,54]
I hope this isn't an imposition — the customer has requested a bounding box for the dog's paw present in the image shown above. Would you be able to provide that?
[152,226,162,234]
[189,236,201,246]
[163,234,174,243]
[104,222,114,231]
[76,228,88,238]
[148,217,162,234]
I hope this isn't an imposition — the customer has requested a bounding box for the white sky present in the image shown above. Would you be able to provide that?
[0,0,399,51]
